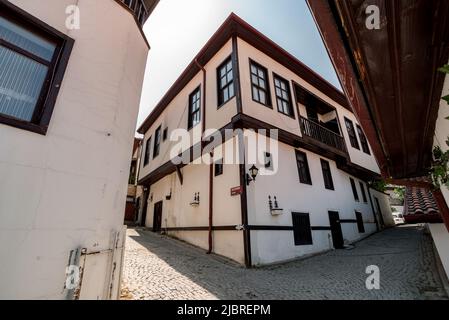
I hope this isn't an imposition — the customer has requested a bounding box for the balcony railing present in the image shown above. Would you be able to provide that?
[300,116,346,153]
[120,0,149,26]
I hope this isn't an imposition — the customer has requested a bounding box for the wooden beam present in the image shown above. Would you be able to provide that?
[176,165,183,185]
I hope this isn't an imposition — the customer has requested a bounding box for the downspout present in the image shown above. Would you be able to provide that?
[194,59,214,253]
[207,150,214,254]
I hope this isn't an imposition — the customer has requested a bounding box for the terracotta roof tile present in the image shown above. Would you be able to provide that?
[403,187,443,223]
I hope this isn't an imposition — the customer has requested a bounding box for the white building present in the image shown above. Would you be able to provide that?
[0,0,158,299]
[137,14,392,267]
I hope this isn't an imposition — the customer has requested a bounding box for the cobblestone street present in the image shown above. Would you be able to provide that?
[121,225,447,300]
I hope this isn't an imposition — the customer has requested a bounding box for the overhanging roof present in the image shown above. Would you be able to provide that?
[138,13,349,134]
[143,0,159,19]
[307,0,449,179]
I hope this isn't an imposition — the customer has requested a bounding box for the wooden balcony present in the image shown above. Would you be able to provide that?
[300,116,347,155]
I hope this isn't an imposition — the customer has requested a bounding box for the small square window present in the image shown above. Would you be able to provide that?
[215,159,223,177]
[264,152,273,170]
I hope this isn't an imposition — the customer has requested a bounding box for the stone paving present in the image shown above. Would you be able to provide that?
[121,225,447,300]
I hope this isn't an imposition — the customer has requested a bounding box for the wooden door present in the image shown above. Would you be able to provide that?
[328,211,344,249]
[153,201,163,232]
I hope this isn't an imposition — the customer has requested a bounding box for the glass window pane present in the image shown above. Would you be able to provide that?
[280,81,287,90]
[223,88,229,102]
[227,61,232,71]
[221,77,227,88]
[227,70,233,82]
[0,17,56,62]
[252,86,259,101]
[284,101,290,114]
[251,65,257,74]
[220,67,226,77]
[251,74,258,85]
[259,79,266,89]
[259,90,266,104]
[275,79,280,88]
[258,69,264,78]
[0,46,48,121]
[228,84,234,98]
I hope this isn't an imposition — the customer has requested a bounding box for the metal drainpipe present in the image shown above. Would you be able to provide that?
[194,59,214,254]
[207,150,214,254]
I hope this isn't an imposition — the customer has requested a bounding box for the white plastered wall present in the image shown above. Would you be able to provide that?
[139,39,237,181]
[245,132,377,265]
[144,137,245,264]
[0,0,148,299]
[431,63,449,282]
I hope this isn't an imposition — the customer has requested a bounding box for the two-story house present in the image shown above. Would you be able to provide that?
[125,138,143,223]
[137,14,392,267]
[0,0,158,299]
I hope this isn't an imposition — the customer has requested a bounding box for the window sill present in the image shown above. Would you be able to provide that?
[252,98,273,109]
[0,115,48,135]
[188,123,201,132]
[277,110,296,120]
[217,96,236,109]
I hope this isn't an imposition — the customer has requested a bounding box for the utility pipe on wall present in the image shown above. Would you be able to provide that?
[208,150,214,254]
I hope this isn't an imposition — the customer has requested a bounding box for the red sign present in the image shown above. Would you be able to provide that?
[230,186,243,196]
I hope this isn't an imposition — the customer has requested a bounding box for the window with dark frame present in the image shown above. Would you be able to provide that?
[217,57,234,106]
[214,159,223,177]
[143,136,151,166]
[320,159,334,190]
[264,152,273,170]
[188,87,201,130]
[292,212,313,246]
[355,211,365,233]
[250,60,271,106]
[153,126,161,159]
[356,124,371,155]
[350,178,359,201]
[0,3,74,135]
[162,127,168,141]
[274,74,294,117]
[296,150,312,185]
[345,118,360,149]
[359,181,368,203]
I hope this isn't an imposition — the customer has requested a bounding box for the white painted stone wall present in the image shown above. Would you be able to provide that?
[369,189,395,228]
[139,33,387,267]
[145,137,245,264]
[245,133,378,265]
[431,64,449,281]
[0,0,149,299]
[139,40,237,180]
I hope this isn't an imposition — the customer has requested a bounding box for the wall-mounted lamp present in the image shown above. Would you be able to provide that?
[246,165,259,186]
[165,189,172,201]
[190,192,200,207]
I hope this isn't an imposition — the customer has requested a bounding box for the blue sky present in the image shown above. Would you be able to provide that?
[138,0,340,128]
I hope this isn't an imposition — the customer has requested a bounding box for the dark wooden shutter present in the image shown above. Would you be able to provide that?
[292,212,313,245]
[356,212,365,233]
